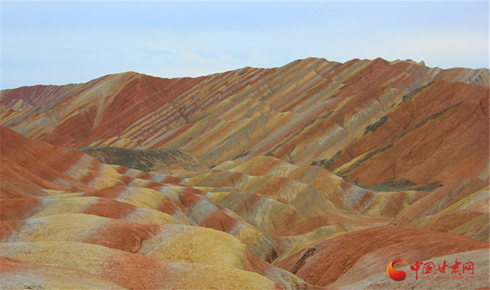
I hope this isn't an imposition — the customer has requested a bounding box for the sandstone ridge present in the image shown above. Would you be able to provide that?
[1,57,489,289]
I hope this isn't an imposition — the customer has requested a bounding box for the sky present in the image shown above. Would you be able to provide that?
[1,1,488,89]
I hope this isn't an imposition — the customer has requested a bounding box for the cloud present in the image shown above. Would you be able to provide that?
[2,25,488,89]
[1,0,488,89]
[1,27,291,88]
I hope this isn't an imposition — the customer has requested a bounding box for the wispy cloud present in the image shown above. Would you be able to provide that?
[1,1,488,89]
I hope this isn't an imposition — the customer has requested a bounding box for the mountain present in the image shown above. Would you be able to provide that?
[2,58,489,190]
[1,57,489,289]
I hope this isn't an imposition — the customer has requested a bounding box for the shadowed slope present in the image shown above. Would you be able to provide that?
[81,146,206,177]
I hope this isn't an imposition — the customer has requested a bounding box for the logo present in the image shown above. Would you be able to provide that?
[387,258,475,281]
[387,259,409,281]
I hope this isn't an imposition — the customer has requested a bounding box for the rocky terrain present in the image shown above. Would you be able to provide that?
[80,147,206,177]
[1,57,489,289]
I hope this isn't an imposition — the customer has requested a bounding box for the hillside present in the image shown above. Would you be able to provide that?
[1,57,489,289]
[2,58,488,190]
[1,124,488,289]
[80,147,206,177]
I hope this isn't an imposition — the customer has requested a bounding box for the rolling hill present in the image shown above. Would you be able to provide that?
[1,57,489,289]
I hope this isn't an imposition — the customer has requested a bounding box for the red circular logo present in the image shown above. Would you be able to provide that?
[387,259,409,281]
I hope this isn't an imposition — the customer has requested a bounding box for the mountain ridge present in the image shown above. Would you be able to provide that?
[0,52,489,290]
[2,57,488,190]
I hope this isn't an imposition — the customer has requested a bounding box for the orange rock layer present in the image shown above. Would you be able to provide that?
[1,57,489,289]
[2,58,488,188]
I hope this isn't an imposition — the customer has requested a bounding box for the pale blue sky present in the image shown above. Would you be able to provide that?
[1,1,488,89]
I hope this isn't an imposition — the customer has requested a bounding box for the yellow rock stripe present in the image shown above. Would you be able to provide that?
[140,225,247,269]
